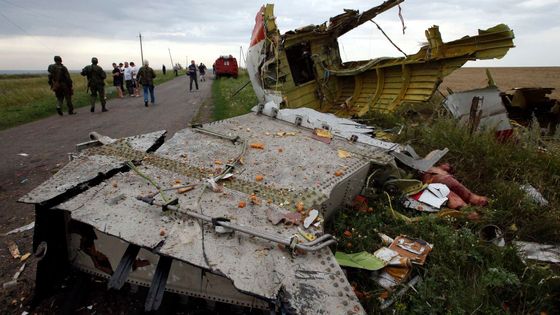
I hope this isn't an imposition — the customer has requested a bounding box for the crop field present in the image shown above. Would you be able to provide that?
[441,67,560,99]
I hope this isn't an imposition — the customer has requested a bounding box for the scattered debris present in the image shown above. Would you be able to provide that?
[378,233,394,246]
[298,228,316,241]
[7,240,21,259]
[335,251,386,271]
[276,131,296,137]
[388,236,432,265]
[177,185,195,194]
[379,275,422,310]
[250,142,265,149]
[334,170,344,177]
[3,221,35,235]
[20,253,31,262]
[303,210,319,228]
[501,87,559,135]
[312,128,333,144]
[391,146,450,173]
[17,153,29,157]
[238,201,246,208]
[514,241,560,264]
[2,263,26,289]
[352,195,371,213]
[444,85,512,137]
[255,175,264,182]
[479,225,505,247]
[372,265,411,290]
[415,183,450,209]
[520,184,549,207]
[266,208,302,226]
[337,149,352,159]
[423,164,488,208]
[402,197,439,213]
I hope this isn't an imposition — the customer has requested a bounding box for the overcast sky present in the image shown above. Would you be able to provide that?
[0,0,558,71]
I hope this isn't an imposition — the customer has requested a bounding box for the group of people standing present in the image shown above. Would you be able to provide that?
[47,56,157,115]
[111,61,142,99]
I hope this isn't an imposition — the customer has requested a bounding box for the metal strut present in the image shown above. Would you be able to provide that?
[108,244,141,290]
[144,255,173,312]
[136,197,337,252]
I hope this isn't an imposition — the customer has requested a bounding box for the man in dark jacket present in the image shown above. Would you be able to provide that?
[81,57,108,112]
[136,60,157,107]
[48,56,75,116]
[187,60,198,91]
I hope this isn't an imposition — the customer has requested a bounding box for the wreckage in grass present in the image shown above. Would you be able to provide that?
[20,1,514,314]
[247,0,515,116]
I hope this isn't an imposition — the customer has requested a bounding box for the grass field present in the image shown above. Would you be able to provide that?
[210,69,258,121]
[0,70,174,130]
[337,68,560,314]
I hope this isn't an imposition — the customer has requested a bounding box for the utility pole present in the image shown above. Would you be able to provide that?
[168,48,174,67]
[139,32,144,63]
[240,45,247,68]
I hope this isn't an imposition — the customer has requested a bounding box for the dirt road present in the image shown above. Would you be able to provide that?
[0,76,212,312]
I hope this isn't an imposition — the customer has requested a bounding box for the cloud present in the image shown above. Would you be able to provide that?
[0,0,558,70]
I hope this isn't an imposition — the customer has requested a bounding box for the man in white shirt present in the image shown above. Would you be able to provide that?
[130,61,140,97]
[123,61,134,96]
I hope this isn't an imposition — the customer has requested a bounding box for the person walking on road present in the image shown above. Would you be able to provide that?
[112,62,124,98]
[198,63,207,82]
[187,60,199,91]
[80,57,108,112]
[137,60,157,107]
[162,64,166,75]
[48,55,75,116]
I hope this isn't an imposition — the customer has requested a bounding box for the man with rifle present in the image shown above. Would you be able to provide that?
[81,57,108,112]
[48,55,75,116]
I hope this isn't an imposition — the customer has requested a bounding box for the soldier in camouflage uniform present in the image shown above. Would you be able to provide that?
[80,57,108,112]
[48,56,75,116]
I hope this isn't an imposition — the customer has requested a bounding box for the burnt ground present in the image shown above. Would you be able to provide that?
[0,76,214,314]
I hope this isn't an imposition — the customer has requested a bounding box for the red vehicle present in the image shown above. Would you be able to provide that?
[213,55,238,79]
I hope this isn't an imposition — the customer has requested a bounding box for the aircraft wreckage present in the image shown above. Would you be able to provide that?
[21,1,514,314]
[247,0,515,116]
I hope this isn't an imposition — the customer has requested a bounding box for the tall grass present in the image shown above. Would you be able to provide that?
[329,112,560,314]
[211,70,258,121]
[0,70,174,130]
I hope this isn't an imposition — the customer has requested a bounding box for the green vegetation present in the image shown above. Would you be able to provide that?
[207,76,559,313]
[211,69,258,121]
[0,70,174,130]
[330,111,560,314]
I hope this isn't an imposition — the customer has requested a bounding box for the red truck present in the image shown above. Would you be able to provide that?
[213,55,238,79]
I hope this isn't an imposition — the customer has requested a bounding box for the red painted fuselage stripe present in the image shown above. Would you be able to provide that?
[250,6,266,47]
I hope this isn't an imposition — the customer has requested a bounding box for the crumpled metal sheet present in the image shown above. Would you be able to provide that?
[253,103,402,152]
[444,87,512,132]
[514,241,560,264]
[25,111,378,314]
[19,130,166,205]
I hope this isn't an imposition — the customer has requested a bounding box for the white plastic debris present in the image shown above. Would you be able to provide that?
[303,209,319,229]
[514,241,560,264]
[418,183,450,208]
[520,184,549,207]
[4,221,34,236]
